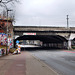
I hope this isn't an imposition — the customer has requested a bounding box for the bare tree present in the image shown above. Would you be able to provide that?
[0,0,19,7]
[0,0,20,22]
[0,0,19,3]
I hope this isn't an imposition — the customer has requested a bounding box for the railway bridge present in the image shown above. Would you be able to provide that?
[13,26,75,49]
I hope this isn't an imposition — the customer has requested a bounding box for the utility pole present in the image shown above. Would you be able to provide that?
[66,15,69,29]
[6,10,9,55]
[6,9,12,55]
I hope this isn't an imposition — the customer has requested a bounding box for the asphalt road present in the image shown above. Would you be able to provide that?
[30,50,75,75]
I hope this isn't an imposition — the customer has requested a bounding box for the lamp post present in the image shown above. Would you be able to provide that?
[6,9,12,55]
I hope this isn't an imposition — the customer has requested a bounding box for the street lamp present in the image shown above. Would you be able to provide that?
[6,9,12,55]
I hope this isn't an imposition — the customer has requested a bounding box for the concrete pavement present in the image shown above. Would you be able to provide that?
[0,51,58,75]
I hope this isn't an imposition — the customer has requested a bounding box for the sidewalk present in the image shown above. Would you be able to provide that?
[0,51,58,75]
[0,52,26,75]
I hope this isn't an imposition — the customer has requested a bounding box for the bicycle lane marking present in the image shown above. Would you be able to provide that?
[63,50,75,53]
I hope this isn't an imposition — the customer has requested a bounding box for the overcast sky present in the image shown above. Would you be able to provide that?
[14,0,75,27]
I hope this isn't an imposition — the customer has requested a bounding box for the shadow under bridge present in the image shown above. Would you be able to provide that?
[14,35,67,49]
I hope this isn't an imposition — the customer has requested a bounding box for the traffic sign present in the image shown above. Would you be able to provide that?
[16,40,19,44]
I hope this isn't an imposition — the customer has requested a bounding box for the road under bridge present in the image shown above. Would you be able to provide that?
[14,35,68,49]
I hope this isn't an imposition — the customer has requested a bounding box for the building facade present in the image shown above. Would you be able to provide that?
[0,15,13,55]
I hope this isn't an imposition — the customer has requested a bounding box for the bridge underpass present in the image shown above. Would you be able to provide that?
[72,38,75,47]
[14,35,67,50]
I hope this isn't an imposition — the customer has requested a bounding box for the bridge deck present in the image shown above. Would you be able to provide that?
[14,26,75,32]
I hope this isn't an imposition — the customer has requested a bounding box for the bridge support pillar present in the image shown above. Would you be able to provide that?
[67,33,75,50]
[68,39,72,50]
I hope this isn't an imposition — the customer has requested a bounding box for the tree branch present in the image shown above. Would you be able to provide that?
[0,0,2,3]
[0,0,19,4]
